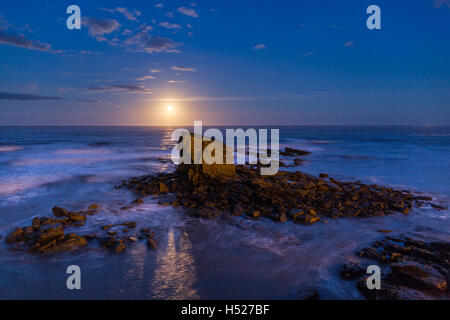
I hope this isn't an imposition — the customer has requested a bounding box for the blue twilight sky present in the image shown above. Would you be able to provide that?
[0,0,449,125]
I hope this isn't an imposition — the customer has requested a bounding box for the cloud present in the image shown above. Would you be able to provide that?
[136,75,156,80]
[178,7,199,18]
[303,51,315,56]
[253,43,266,50]
[168,80,187,84]
[0,91,97,102]
[160,22,182,29]
[171,66,196,72]
[116,7,139,21]
[0,91,61,100]
[100,7,140,21]
[433,0,450,8]
[142,36,179,53]
[125,26,179,53]
[87,84,151,93]
[155,3,164,8]
[153,93,339,102]
[150,69,162,73]
[83,17,121,38]
[344,41,354,47]
[0,29,56,52]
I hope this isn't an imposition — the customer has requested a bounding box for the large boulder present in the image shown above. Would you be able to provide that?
[176,133,236,181]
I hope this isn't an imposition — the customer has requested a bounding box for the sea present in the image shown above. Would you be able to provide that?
[0,126,449,299]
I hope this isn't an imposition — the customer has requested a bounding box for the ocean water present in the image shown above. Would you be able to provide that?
[0,126,448,299]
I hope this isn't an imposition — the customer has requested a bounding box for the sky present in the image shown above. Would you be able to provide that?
[0,0,449,126]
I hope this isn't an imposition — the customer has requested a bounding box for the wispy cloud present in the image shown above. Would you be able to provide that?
[155,3,164,8]
[344,41,354,47]
[0,91,97,102]
[136,75,156,80]
[125,26,179,53]
[171,66,196,72]
[160,22,182,29]
[178,7,199,18]
[87,84,151,94]
[153,93,340,102]
[168,80,187,84]
[0,29,58,53]
[433,0,450,8]
[82,17,121,43]
[116,7,139,21]
[253,43,266,50]
[0,91,61,100]
[100,7,140,21]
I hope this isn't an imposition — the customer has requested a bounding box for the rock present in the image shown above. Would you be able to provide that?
[391,262,447,292]
[101,224,113,231]
[68,213,86,222]
[122,222,137,228]
[32,217,40,227]
[340,262,366,280]
[107,230,117,235]
[295,287,319,300]
[159,182,169,193]
[37,228,64,244]
[5,228,24,243]
[343,236,450,299]
[377,229,393,233]
[114,242,126,254]
[131,198,144,205]
[88,204,99,210]
[52,206,68,217]
[99,236,116,248]
[147,238,157,250]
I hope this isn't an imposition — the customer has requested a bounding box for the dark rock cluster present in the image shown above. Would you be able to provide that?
[5,205,157,254]
[122,146,440,223]
[341,236,449,299]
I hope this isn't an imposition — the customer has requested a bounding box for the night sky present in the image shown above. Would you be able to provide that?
[0,0,449,125]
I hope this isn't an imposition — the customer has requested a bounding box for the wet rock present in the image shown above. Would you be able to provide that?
[391,261,447,292]
[158,182,169,193]
[295,287,319,300]
[99,236,116,248]
[280,147,311,157]
[339,262,366,280]
[147,238,157,250]
[88,204,99,210]
[377,229,393,233]
[343,236,450,299]
[32,217,40,227]
[131,198,144,205]
[114,241,126,254]
[37,228,64,244]
[5,228,24,243]
[122,221,137,228]
[52,206,68,217]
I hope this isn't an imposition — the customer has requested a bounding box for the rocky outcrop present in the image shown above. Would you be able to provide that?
[123,159,439,223]
[341,237,449,300]
[4,205,158,255]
